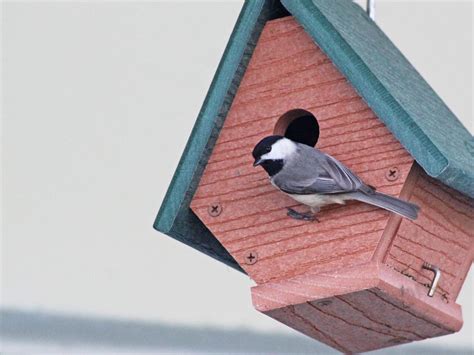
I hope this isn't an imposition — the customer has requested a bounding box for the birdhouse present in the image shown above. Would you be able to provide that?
[155,1,474,353]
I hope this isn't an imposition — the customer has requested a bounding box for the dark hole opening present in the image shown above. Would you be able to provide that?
[274,109,319,147]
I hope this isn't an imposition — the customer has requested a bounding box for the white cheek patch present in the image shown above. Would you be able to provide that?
[262,138,297,160]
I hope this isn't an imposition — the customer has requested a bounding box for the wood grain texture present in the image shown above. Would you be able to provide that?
[253,263,461,353]
[190,16,413,284]
[154,0,283,271]
[385,169,474,301]
[283,0,474,198]
[371,163,422,263]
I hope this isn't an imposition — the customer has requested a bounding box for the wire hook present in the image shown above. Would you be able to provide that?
[422,262,441,297]
[367,0,376,20]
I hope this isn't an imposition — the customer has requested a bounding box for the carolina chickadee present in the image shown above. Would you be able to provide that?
[252,135,419,221]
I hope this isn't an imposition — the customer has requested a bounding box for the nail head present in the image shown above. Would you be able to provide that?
[316,300,332,307]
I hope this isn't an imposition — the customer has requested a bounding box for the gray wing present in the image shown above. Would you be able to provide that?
[273,144,370,195]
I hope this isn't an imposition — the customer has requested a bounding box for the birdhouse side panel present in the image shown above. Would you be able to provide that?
[385,167,474,301]
[190,16,414,284]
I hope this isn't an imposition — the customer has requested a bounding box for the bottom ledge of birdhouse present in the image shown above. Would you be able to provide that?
[251,262,462,353]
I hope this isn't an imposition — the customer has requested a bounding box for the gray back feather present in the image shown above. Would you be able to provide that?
[272,143,370,195]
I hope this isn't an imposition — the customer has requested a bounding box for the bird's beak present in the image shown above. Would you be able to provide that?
[253,158,263,167]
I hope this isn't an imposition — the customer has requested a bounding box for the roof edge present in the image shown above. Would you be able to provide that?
[437,163,474,198]
[281,0,449,179]
[154,0,267,234]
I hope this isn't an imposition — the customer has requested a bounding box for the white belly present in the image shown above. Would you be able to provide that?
[269,179,351,208]
[287,193,350,208]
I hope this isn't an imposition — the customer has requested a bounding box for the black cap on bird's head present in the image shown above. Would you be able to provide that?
[252,135,284,167]
[252,135,298,177]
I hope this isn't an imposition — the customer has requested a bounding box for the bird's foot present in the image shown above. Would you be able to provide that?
[287,208,319,222]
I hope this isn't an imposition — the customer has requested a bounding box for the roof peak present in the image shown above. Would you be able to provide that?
[282,0,473,197]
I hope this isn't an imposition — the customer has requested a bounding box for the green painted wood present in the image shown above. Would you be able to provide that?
[282,0,474,197]
[154,0,289,271]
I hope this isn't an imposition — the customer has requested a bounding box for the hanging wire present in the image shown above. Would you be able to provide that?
[367,0,376,20]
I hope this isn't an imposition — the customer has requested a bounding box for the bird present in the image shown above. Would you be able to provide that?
[252,135,419,221]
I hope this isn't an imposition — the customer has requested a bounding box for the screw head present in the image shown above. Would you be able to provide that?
[316,300,332,307]
[208,203,222,217]
[245,251,258,265]
[385,167,399,181]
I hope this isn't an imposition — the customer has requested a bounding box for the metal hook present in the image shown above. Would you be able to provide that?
[367,0,376,20]
[422,262,441,297]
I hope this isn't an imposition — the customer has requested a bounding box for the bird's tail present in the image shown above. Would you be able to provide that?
[351,191,420,220]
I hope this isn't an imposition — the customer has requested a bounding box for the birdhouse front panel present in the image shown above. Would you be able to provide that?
[190,16,414,284]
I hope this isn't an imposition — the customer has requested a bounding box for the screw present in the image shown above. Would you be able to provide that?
[245,251,258,265]
[208,203,222,217]
[316,300,332,307]
[385,167,399,181]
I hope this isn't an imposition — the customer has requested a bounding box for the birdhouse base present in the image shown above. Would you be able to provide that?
[251,262,462,353]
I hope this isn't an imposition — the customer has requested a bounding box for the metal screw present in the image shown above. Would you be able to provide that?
[208,203,222,217]
[245,251,258,265]
[316,300,332,307]
[385,167,399,181]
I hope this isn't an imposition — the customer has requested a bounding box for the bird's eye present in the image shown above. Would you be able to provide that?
[266,147,271,152]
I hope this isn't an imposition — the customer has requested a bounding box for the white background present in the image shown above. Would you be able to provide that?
[1,0,473,352]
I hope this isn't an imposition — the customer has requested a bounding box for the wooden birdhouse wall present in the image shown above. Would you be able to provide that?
[384,165,474,301]
[190,16,414,284]
[252,262,461,353]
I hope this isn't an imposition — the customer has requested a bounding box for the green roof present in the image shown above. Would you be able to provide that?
[284,0,474,197]
[154,0,473,270]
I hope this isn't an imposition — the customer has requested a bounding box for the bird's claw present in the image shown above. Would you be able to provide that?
[287,208,319,222]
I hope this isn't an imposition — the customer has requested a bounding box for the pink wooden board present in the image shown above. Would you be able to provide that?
[386,169,474,301]
[253,263,461,353]
[190,16,414,284]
